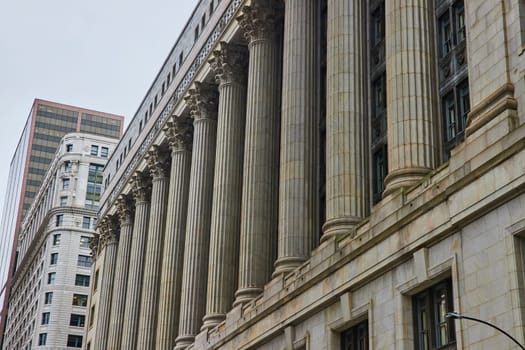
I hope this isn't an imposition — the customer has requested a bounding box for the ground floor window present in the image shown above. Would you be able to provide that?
[413,278,456,349]
[341,319,368,350]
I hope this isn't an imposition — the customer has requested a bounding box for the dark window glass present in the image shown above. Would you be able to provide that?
[82,216,91,229]
[77,255,92,268]
[100,147,109,158]
[413,279,456,350]
[53,233,61,245]
[67,334,83,348]
[44,292,53,304]
[50,253,58,265]
[66,144,73,152]
[69,314,86,327]
[55,214,63,227]
[75,274,90,287]
[47,272,56,285]
[80,236,91,248]
[72,294,88,307]
[90,145,99,156]
[341,320,368,350]
[41,312,50,325]
[38,333,47,346]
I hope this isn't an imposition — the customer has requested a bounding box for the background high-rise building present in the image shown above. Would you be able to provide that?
[1,133,119,349]
[0,99,123,347]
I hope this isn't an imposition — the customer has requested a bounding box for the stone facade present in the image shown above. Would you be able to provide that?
[89,0,525,349]
[2,133,118,350]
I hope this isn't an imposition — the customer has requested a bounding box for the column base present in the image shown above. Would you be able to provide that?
[233,287,263,307]
[321,216,362,242]
[200,313,225,332]
[174,335,195,350]
[272,256,306,278]
[383,167,432,198]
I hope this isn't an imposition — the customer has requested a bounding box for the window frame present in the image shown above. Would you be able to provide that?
[44,292,53,304]
[50,253,58,265]
[77,255,93,268]
[341,319,369,350]
[41,312,50,325]
[72,294,88,307]
[67,334,83,348]
[412,278,456,350]
[75,274,90,287]
[69,314,86,327]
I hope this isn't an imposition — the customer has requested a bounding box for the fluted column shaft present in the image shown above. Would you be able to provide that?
[175,83,218,349]
[94,221,118,350]
[323,0,368,240]
[137,148,170,349]
[384,0,437,195]
[203,42,247,330]
[107,198,134,350]
[274,0,319,276]
[156,119,193,350]
[120,176,150,350]
[235,0,282,305]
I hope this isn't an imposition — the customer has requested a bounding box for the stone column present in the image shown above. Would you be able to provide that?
[175,82,218,349]
[384,0,437,195]
[234,0,282,307]
[156,118,193,350]
[120,173,151,350]
[106,195,134,350]
[202,42,247,330]
[322,0,368,240]
[274,0,319,277]
[94,217,118,350]
[136,147,171,349]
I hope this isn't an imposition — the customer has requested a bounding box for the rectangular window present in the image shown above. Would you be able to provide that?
[89,306,95,326]
[69,314,86,327]
[64,161,72,172]
[80,236,91,249]
[53,233,61,245]
[194,26,200,42]
[72,294,88,307]
[100,146,109,158]
[413,279,456,350]
[82,216,91,229]
[55,214,63,227]
[341,320,368,350]
[44,292,53,304]
[60,196,67,206]
[75,274,90,287]
[90,145,99,156]
[66,144,73,152]
[436,0,469,160]
[41,312,50,325]
[93,269,99,291]
[67,334,83,348]
[77,255,93,268]
[47,272,56,285]
[86,164,103,209]
[38,333,47,346]
[62,178,70,190]
[50,253,58,265]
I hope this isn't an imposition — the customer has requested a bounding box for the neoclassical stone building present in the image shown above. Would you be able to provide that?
[88,0,525,349]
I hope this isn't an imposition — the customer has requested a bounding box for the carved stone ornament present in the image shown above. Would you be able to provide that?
[184,82,219,121]
[145,146,171,179]
[131,172,151,202]
[99,217,119,247]
[209,41,248,86]
[236,0,282,43]
[89,233,100,257]
[116,194,134,225]
[164,117,193,152]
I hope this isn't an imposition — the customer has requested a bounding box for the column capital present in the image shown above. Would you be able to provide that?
[164,117,193,152]
[131,172,151,203]
[146,146,170,179]
[209,41,248,86]
[184,82,219,122]
[237,0,282,43]
[100,216,119,247]
[116,194,134,225]
[89,233,100,257]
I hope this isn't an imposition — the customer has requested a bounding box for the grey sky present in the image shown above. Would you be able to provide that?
[0,0,198,213]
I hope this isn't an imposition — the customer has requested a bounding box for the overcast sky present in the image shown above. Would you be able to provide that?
[0,0,198,213]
